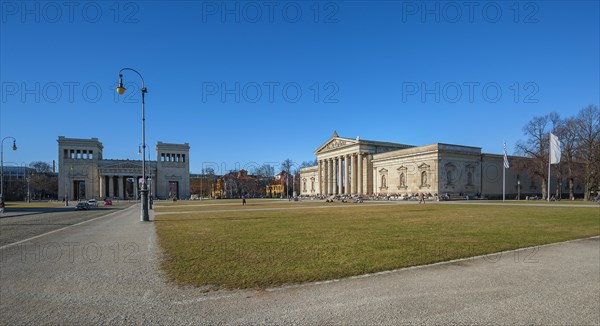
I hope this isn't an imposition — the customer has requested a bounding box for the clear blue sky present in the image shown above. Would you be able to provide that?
[1,1,598,174]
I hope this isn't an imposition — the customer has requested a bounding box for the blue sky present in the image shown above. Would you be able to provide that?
[1,1,598,174]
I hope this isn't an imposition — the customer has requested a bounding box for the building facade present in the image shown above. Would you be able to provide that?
[299,131,581,199]
[57,136,190,200]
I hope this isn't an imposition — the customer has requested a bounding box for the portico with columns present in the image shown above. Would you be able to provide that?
[302,131,413,196]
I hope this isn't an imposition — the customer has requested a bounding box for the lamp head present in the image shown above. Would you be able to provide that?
[116,74,126,95]
[12,140,17,151]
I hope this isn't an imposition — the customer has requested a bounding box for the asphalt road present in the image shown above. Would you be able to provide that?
[0,204,598,325]
[0,202,134,247]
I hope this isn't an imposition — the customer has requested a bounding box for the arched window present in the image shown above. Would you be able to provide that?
[310,178,315,191]
[302,179,307,192]
[381,175,387,188]
[467,171,473,185]
[399,173,406,187]
[421,171,428,186]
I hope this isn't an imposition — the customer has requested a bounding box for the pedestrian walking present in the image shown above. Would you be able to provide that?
[0,199,5,216]
[242,197,246,206]
[418,192,425,204]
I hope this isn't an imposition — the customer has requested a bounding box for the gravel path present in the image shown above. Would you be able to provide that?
[1,204,598,325]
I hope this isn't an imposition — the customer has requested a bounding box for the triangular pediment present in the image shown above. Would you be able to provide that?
[314,136,358,154]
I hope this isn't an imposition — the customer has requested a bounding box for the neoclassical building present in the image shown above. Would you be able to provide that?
[300,131,558,198]
[57,136,190,200]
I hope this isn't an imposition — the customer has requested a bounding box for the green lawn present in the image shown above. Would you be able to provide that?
[154,203,600,289]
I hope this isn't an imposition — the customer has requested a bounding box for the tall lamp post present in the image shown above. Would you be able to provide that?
[117,68,149,222]
[1,137,18,200]
[292,173,295,199]
[138,144,153,209]
[517,179,521,201]
[26,172,31,203]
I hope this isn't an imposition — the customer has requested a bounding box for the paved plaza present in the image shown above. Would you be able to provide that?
[0,203,598,324]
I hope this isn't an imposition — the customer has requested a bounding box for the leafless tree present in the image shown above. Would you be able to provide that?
[515,115,551,199]
[573,105,600,200]
[555,117,580,199]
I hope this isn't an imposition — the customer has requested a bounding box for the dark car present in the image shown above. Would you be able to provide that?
[75,202,90,210]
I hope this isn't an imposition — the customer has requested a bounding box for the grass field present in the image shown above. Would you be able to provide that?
[154,201,600,289]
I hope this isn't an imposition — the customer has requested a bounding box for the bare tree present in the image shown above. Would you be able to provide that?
[281,159,296,197]
[28,161,57,199]
[515,115,551,199]
[30,161,51,173]
[573,105,600,200]
[555,117,580,199]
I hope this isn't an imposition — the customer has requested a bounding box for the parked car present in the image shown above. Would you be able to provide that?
[87,199,98,207]
[75,202,90,210]
[103,199,113,206]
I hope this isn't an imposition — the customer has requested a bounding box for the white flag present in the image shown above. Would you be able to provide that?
[503,142,509,169]
[550,133,561,164]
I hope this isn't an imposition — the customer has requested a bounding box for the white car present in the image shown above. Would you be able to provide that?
[87,199,98,207]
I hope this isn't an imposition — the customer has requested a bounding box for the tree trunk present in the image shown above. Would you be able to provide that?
[541,178,547,200]
[568,178,574,200]
[584,179,593,201]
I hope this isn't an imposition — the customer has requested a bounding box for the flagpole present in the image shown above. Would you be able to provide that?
[503,163,505,202]
[547,146,551,202]
[548,133,561,202]
[503,141,507,202]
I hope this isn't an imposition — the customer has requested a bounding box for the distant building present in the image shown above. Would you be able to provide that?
[299,131,584,199]
[1,166,39,201]
[266,171,288,198]
[211,169,259,198]
[57,136,190,200]
[190,173,215,199]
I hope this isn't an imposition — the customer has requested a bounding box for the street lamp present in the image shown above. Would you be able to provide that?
[1,137,17,200]
[517,179,521,201]
[137,143,153,208]
[117,68,149,222]
[26,172,31,203]
[292,173,295,199]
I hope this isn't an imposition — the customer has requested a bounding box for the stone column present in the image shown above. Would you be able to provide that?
[328,159,334,195]
[118,176,124,200]
[98,175,104,199]
[344,155,350,194]
[336,157,341,194]
[357,153,363,195]
[350,154,356,194]
[323,160,328,195]
[318,160,323,195]
[109,176,114,198]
